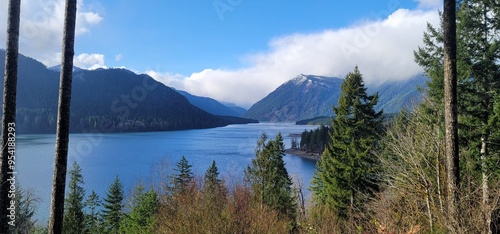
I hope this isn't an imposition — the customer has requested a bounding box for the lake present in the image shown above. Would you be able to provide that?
[16,123,319,224]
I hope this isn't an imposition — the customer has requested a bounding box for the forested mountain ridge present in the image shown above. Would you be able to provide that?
[175,89,243,117]
[374,75,426,113]
[0,50,254,133]
[243,74,427,122]
[243,74,343,122]
[222,103,247,116]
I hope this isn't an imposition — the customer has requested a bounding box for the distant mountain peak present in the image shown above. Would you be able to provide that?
[290,74,309,84]
[244,73,427,122]
[289,74,341,84]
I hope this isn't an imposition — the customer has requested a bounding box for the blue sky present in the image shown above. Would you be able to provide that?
[1,0,442,107]
[81,0,420,73]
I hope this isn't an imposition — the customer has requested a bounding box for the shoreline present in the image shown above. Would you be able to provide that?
[285,149,321,161]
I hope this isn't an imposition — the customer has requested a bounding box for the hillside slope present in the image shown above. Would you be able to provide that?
[244,74,426,122]
[0,50,237,133]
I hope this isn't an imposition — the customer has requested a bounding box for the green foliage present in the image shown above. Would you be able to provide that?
[204,160,225,196]
[63,162,86,234]
[120,184,159,234]
[171,156,194,194]
[414,6,500,231]
[490,94,500,177]
[245,133,297,224]
[300,125,331,153]
[11,186,38,233]
[415,0,500,172]
[101,176,124,233]
[311,67,383,222]
[296,116,331,125]
[84,190,102,233]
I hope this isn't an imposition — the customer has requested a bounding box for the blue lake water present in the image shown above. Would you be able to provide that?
[16,123,319,224]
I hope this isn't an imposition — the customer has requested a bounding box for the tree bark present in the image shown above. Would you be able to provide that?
[443,0,461,233]
[48,0,77,233]
[480,4,491,234]
[0,0,21,232]
[481,135,491,234]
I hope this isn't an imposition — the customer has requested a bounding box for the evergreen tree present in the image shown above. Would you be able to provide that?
[245,133,297,223]
[204,160,225,195]
[84,190,102,233]
[299,125,331,153]
[203,160,227,219]
[311,67,383,222]
[13,186,38,233]
[300,130,310,151]
[171,156,194,194]
[120,184,158,234]
[101,176,124,234]
[63,161,86,234]
[415,1,499,231]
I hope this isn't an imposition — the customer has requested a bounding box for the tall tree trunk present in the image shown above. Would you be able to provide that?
[48,0,77,233]
[443,0,461,233]
[481,135,491,234]
[0,0,21,232]
[481,3,491,233]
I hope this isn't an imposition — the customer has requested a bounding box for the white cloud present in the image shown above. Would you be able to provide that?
[0,0,103,67]
[74,53,105,70]
[150,8,440,108]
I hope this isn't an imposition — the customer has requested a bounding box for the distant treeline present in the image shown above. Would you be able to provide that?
[1,53,257,134]
[299,125,331,153]
[15,108,233,134]
[296,113,398,126]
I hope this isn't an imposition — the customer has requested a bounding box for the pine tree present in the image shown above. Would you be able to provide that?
[245,133,296,223]
[415,1,499,231]
[63,162,86,234]
[84,190,102,233]
[204,160,225,195]
[203,160,227,221]
[13,186,38,233]
[101,176,124,234]
[120,184,158,234]
[171,156,194,194]
[311,67,383,222]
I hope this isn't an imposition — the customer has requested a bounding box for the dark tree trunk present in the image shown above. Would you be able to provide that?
[48,0,77,233]
[443,0,461,233]
[0,0,21,232]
